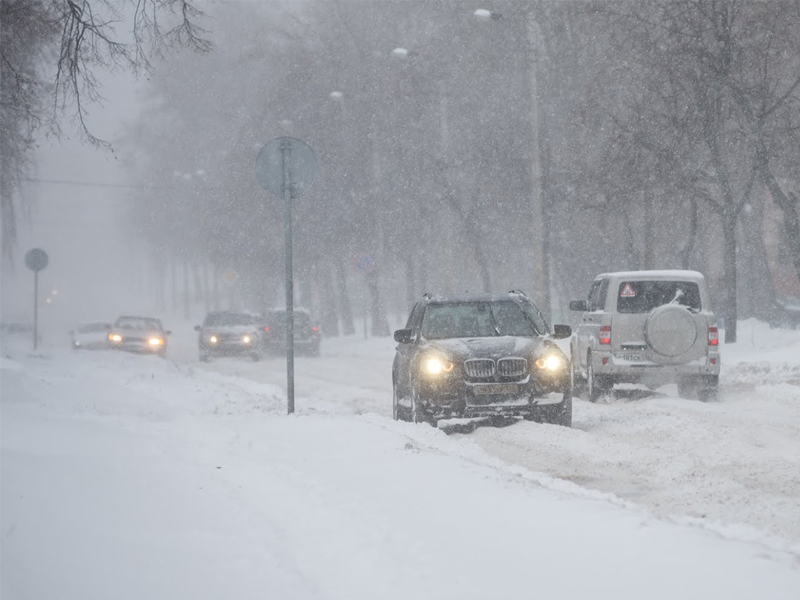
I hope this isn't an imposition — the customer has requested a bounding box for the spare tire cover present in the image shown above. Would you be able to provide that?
[645,305,698,358]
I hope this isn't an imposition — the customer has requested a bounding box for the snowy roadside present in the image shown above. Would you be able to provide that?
[2,344,800,599]
[176,319,800,551]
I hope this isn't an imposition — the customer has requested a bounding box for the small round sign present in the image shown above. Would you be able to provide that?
[354,254,375,274]
[25,248,49,272]
[255,137,317,199]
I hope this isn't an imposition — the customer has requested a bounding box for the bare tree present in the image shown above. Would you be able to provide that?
[0,0,209,258]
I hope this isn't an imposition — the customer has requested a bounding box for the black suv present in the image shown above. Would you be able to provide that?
[195,311,263,362]
[392,292,573,427]
[264,308,321,356]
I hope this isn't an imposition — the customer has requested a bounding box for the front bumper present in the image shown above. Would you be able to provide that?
[200,341,257,356]
[110,340,166,354]
[415,371,569,419]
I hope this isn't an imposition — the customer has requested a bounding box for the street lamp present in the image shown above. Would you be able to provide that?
[473,7,550,319]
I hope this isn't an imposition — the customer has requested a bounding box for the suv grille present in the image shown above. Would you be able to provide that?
[497,357,528,378]
[464,359,495,378]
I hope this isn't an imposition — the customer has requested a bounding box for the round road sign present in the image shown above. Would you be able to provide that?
[354,254,375,274]
[255,137,317,199]
[25,248,49,272]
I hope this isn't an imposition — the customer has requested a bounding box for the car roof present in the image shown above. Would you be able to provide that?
[270,307,311,314]
[117,315,161,320]
[595,270,706,282]
[423,291,532,304]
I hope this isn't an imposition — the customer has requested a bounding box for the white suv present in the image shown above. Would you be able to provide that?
[569,270,720,402]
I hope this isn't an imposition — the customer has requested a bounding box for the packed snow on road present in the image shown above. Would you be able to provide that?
[2,319,800,599]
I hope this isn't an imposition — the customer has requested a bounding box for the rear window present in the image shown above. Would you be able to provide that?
[270,311,312,329]
[616,281,701,313]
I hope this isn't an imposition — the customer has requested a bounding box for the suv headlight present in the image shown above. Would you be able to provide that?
[534,353,565,371]
[421,356,454,375]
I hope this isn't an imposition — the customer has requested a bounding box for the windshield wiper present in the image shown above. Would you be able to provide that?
[488,308,502,336]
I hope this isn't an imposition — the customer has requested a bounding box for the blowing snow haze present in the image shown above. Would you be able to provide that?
[2,1,800,599]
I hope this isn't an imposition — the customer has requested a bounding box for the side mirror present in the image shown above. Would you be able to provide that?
[165,330,172,336]
[569,300,588,312]
[552,324,572,339]
[394,328,413,344]
[194,325,202,332]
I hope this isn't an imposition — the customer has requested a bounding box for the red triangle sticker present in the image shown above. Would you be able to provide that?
[620,283,636,297]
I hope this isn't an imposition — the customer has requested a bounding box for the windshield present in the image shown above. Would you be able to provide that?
[420,302,542,339]
[203,313,254,327]
[616,281,701,313]
[115,317,162,331]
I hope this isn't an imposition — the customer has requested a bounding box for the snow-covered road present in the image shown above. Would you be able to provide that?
[176,320,800,547]
[3,319,800,598]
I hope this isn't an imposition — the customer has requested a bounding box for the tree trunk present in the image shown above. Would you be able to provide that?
[335,258,356,335]
[299,271,313,313]
[721,212,738,343]
[170,258,178,312]
[760,163,800,290]
[405,255,416,311]
[212,263,221,311]
[643,191,654,269]
[739,199,776,321]
[320,263,340,337]
[367,270,390,336]
[679,197,698,269]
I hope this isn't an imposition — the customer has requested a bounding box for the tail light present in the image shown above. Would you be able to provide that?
[599,325,611,345]
[263,326,270,333]
[312,326,319,333]
[708,326,718,346]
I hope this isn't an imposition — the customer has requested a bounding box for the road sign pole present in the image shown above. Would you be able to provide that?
[255,136,316,416]
[282,139,295,415]
[33,271,39,351]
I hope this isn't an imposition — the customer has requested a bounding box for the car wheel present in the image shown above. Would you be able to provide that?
[570,347,584,395]
[587,359,609,403]
[251,351,261,362]
[678,378,700,399]
[699,377,719,402]
[392,383,401,421]
[549,392,573,427]
[199,353,211,363]
[411,390,436,427]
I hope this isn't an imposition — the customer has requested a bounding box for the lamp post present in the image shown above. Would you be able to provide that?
[474,7,550,319]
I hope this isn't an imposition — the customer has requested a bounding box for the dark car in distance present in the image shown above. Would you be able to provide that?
[392,292,572,427]
[195,311,263,362]
[264,308,321,356]
[108,316,170,356]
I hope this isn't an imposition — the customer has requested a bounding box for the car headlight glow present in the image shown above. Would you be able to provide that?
[208,335,218,344]
[109,333,122,342]
[148,337,164,346]
[422,356,454,375]
[535,354,564,371]
[242,335,251,344]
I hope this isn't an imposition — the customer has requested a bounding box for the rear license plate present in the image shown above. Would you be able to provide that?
[619,353,651,362]
[473,384,518,396]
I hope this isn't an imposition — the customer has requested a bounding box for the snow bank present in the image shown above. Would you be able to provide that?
[2,346,800,599]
